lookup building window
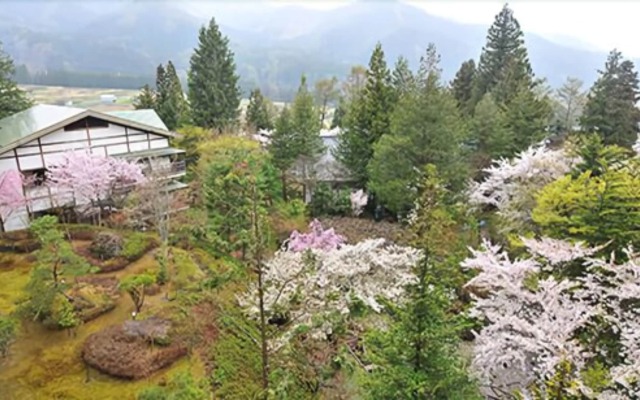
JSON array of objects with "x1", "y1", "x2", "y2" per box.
[
  {"x1": 22, "y1": 168, "x2": 47, "y2": 187},
  {"x1": 64, "y1": 117, "x2": 109, "y2": 131}
]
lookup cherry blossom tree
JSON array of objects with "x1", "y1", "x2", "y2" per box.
[
  {"x1": 239, "y1": 238, "x2": 421, "y2": 348},
  {"x1": 0, "y1": 169, "x2": 28, "y2": 231},
  {"x1": 47, "y1": 149, "x2": 145, "y2": 224},
  {"x1": 285, "y1": 219, "x2": 346, "y2": 252},
  {"x1": 463, "y1": 237, "x2": 640, "y2": 398},
  {"x1": 467, "y1": 144, "x2": 578, "y2": 234}
]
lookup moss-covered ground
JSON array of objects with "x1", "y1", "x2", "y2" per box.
[{"x1": 0, "y1": 240, "x2": 206, "y2": 400}]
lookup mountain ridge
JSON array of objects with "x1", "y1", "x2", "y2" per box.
[{"x1": 0, "y1": 1, "x2": 623, "y2": 100}]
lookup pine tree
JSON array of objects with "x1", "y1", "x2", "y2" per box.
[
  {"x1": 0, "y1": 41, "x2": 32, "y2": 120},
  {"x1": 269, "y1": 106, "x2": 296, "y2": 200},
  {"x1": 336, "y1": 43, "x2": 394, "y2": 187},
  {"x1": 470, "y1": 94, "x2": 514, "y2": 174},
  {"x1": 246, "y1": 88, "x2": 273, "y2": 132},
  {"x1": 451, "y1": 59, "x2": 476, "y2": 116},
  {"x1": 290, "y1": 76, "x2": 324, "y2": 201},
  {"x1": 368, "y1": 46, "x2": 468, "y2": 215},
  {"x1": 472, "y1": 4, "x2": 533, "y2": 107},
  {"x1": 581, "y1": 49, "x2": 640, "y2": 148},
  {"x1": 364, "y1": 165, "x2": 481, "y2": 399},
  {"x1": 155, "y1": 61, "x2": 188, "y2": 131},
  {"x1": 133, "y1": 84, "x2": 156, "y2": 110},
  {"x1": 188, "y1": 17, "x2": 240, "y2": 131},
  {"x1": 505, "y1": 80, "x2": 552, "y2": 151},
  {"x1": 391, "y1": 55, "x2": 415, "y2": 98}
]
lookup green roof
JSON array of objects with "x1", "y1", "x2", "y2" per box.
[
  {"x1": 106, "y1": 109, "x2": 168, "y2": 131},
  {"x1": 0, "y1": 104, "x2": 85, "y2": 150},
  {"x1": 0, "y1": 105, "x2": 171, "y2": 155}
]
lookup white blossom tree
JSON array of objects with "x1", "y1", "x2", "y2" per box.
[
  {"x1": 467, "y1": 144, "x2": 578, "y2": 234},
  {"x1": 463, "y1": 237, "x2": 640, "y2": 398},
  {"x1": 239, "y1": 238, "x2": 421, "y2": 349}
]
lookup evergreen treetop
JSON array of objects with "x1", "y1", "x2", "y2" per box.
[
  {"x1": 0, "y1": 41, "x2": 32, "y2": 120},
  {"x1": 188, "y1": 17, "x2": 240, "y2": 131}
]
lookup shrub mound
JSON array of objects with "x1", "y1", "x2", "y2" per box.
[
  {"x1": 71, "y1": 277, "x2": 120, "y2": 322},
  {"x1": 82, "y1": 317, "x2": 186, "y2": 380},
  {"x1": 89, "y1": 232, "x2": 124, "y2": 260}
]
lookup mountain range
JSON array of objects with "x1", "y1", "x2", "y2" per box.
[{"x1": 0, "y1": 0, "x2": 623, "y2": 101}]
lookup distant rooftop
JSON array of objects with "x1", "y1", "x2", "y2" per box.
[
  {"x1": 0, "y1": 105, "x2": 170, "y2": 154},
  {"x1": 106, "y1": 109, "x2": 168, "y2": 131}
]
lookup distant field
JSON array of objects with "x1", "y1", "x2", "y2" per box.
[{"x1": 20, "y1": 85, "x2": 138, "y2": 111}]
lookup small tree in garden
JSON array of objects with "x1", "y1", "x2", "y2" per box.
[
  {"x1": 120, "y1": 273, "x2": 156, "y2": 315},
  {"x1": 0, "y1": 315, "x2": 17, "y2": 358},
  {"x1": 364, "y1": 165, "x2": 481, "y2": 399},
  {"x1": 20, "y1": 216, "x2": 91, "y2": 326},
  {"x1": 47, "y1": 149, "x2": 145, "y2": 225},
  {"x1": 350, "y1": 189, "x2": 368, "y2": 216},
  {"x1": 0, "y1": 169, "x2": 28, "y2": 232}
]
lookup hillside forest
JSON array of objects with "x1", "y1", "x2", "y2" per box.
[{"x1": 2, "y1": 3, "x2": 640, "y2": 399}]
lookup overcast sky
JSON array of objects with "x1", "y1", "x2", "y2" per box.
[{"x1": 266, "y1": 0, "x2": 640, "y2": 57}]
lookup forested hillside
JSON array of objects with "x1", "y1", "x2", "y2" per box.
[{"x1": 0, "y1": 0, "x2": 625, "y2": 100}]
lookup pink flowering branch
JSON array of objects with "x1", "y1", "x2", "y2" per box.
[{"x1": 286, "y1": 219, "x2": 346, "y2": 252}]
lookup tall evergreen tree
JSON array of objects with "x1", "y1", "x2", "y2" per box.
[
  {"x1": 269, "y1": 106, "x2": 295, "y2": 200},
  {"x1": 188, "y1": 17, "x2": 240, "y2": 131},
  {"x1": 336, "y1": 43, "x2": 394, "y2": 187},
  {"x1": 246, "y1": 88, "x2": 273, "y2": 132},
  {"x1": 364, "y1": 165, "x2": 481, "y2": 399},
  {"x1": 505, "y1": 80, "x2": 552, "y2": 151},
  {"x1": 132, "y1": 84, "x2": 156, "y2": 110},
  {"x1": 581, "y1": 49, "x2": 640, "y2": 148},
  {"x1": 155, "y1": 61, "x2": 188, "y2": 131},
  {"x1": 391, "y1": 56, "x2": 415, "y2": 98},
  {"x1": 0, "y1": 41, "x2": 32, "y2": 120},
  {"x1": 470, "y1": 94, "x2": 514, "y2": 174},
  {"x1": 290, "y1": 76, "x2": 324, "y2": 201},
  {"x1": 368, "y1": 46, "x2": 468, "y2": 215},
  {"x1": 472, "y1": 4, "x2": 533, "y2": 107},
  {"x1": 451, "y1": 59, "x2": 476, "y2": 116}
]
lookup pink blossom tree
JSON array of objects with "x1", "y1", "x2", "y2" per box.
[
  {"x1": 285, "y1": 219, "x2": 346, "y2": 252},
  {"x1": 0, "y1": 169, "x2": 28, "y2": 232},
  {"x1": 47, "y1": 149, "x2": 145, "y2": 224}
]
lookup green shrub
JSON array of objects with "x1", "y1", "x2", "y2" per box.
[
  {"x1": 122, "y1": 233, "x2": 156, "y2": 261},
  {"x1": 0, "y1": 315, "x2": 17, "y2": 357},
  {"x1": 309, "y1": 183, "x2": 351, "y2": 217},
  {"x1": 137, "y1": 371, "x2": 209, "y2": 400}
]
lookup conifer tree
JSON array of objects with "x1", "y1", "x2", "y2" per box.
[
  {"x1": 470, "y1": 94, "x2": 514, "y2": 173},
  {"x1": 506, "y1": 81, "x2": 553, "y2": 151},
  {"x1": 188, "y1": 17, "x2": 240, "y2": 131},
  {"x1": 581, "y1": 49, "x2": 640, "y2": 148},
  {"x1": 472, "y1": 4, "x2": 533, "y2": 107},
  {"x1": 246, "y1": 88, "x2": 273, "y2": 132},
  {"x1": 368, "y1": 45, "x2": 468, "y2": 215},
  {"x1": 133, "y1": 84, "x2": 156, "y2": 110},
  {"x1": 290, "y1": 76, "x2": 324, "y2": 201},
  {"x1": 451, "y1": 59, "x2": 476, "y2": 116},
  {"x1": 269, "y1": 106, "x2": 295, "y2": 200},
  {"x1": 0, "y1": 41, "x2": 32, "y2": 120},
  {"x1": 364, "y1": 165, "x2": 481, "y2": 399},
  {"x1": 155, "y1": 61, "x2": 188, "y2": 130},
  {"x1": 336, "y1": 43, "x2": 394, "y2": 187},
  {"x1": 391, "y1": 55, "x2": 415, "y2": 98}
]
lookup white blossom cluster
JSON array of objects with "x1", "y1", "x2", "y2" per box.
[
  {"x1": 464, "y1": 238, "x2": 640, "y2": 398},
  {"x1": 239, "y1": 238, "x2": 421, "y2": 348},
  {"x1": 467, "y1": 144, "x2": 579, "y2": 233}
]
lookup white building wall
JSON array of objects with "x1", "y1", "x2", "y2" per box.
[{"x1": 0, "y1": 119, "x2": 175, "y2": 232}]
